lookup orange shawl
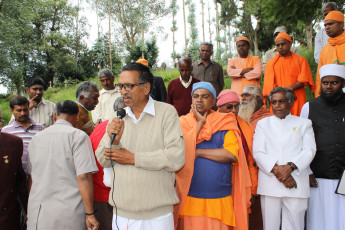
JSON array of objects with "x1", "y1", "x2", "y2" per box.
[
  {"x1": 315, "y1": 30, "x2": 345, "y2": 97},
  {"x1": 175, "y1": 110, "x2": 252, "y2": 230},
  {"x1": 263, "y1": 52, "x2": 315, "y2": 116},
  {"x1": 237, "y1": 116, "x2": 258, "y2": 196},
  {"x1": 249, "y1": 106, "x2": 273, "y2": 131}
]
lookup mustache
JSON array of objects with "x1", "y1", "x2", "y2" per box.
[{"x1": 122, "y1": 94, "x2": 132, "y2": 99}]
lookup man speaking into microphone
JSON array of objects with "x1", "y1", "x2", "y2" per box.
[{"x1": 95, "y1": 62, "x2": 185, "y2": 230}]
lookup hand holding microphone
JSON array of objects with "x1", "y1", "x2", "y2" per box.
[{"x1": 108, "y1": 108, "x2": 126, "y2": 145}]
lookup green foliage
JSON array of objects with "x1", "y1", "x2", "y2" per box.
[
  {"x1": 187, "y1": 2, "x2": 199, "y2": 61},
  {"x1": 125, "y1": 38, "x2": 159, "y2": 68}
]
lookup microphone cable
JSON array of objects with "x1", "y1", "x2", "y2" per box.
[{"x1": 109, "y1": 108, "x2": 126, "y2": 230}]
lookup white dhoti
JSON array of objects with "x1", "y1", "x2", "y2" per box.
[
  {"x1": 307, "y1": 178, "x2": 345, "y2": 230},
  {"x1": 112, "y1": 212, "x2": 174, "y2": 230},
  {"x1": 261, "y1": 195, "x2": 308, "y2": 230}
]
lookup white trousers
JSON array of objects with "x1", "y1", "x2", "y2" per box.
[
  {"x1": 307, "y1": 178, "x2": 345, "y2": 230},
  {"x1": 112, "y1": 212, "x2": 174, "y2": 230},
  {"x1": 261, "y1": 195, "x2": 307, "y2": 230}
]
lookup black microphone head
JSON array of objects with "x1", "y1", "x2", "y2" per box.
[{"x1": 117, "y1": 108, "x2": 126, "y2": 119}]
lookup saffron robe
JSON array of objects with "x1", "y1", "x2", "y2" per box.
[
  {"x1": 263, "y1": 52, "x2": 315, "y2": 116},
  {"x1": 227, "y1": 55, "x2": 263, "y2": 96},
  {"x1": 315, "y1": 30, "x2": 345, "y2": 97},
  {"x1": 175, "y1": 111, "x2": 251, "y2": 230},
  {"x1": 250, "y1": 106, "x2": 273, "y2": 131}
]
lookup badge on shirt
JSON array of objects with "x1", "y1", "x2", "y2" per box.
[
  {"x1": 3, "y1": 155, "x2": 8, "y2": 164},
  {"x1": 293, "y1": 127, "x2": 296, "y2": 134}
]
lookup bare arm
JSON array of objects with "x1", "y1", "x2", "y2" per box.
[
  {"x1": 288, "y1": 81, "x2": 304, "y2": 91},
  {"x1": 77, "y1": 173, "x2": 99, "y2": 230},
  {"x1": 196, "y1": 148, "x2": 237, "y2": 163}
]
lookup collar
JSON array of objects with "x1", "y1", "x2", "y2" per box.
[
  {"x1": 196, "y1": 60, "x2": 214, "y2": 66},
  {"x1": 55, "y1": 119, "x2": 73, "y2": 127},
  {"x1": 179, "y1": 76, "x2": 193, "y2": 88},
  {"x1": 12, "y1": 118, "x2": 36, "y2": 128},
  {"x1": 76, "y1": 101, "x2": 89, "y2": 112},
  {"x1": 100, "y1": 87, "x2": 120, "y2": 95},
  {"x1": 274, "y1": 113, "x2": 292, "y2": 121},
  {"x1": 125, "y1": 96, "x2": 155, "y2": 123}
]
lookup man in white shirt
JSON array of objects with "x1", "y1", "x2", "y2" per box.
[
  {"x1": 253, "y1": 87, "x2": 316, "y2": 230},
  {"x1": 92, "y1": 69, "x2": 121, "y2": 124},
  {"x1": 314, "y1": 2, "x2": 338, "y2": 64}
]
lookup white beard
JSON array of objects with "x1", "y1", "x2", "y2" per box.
[{"x1": 238, "y1": 99, "x2": 257, "y2": 123}]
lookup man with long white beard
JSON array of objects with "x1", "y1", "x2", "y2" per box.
[{"x1": 239, "y1": 85, "x2": 272, "y2": 130}]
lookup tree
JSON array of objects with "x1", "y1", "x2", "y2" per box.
[
  {"x1": 187, "y1": 1, "x2": 199, "y2": 61},
  {"x1": 182, "y1": 0, "x2": 188, "y2": 56},
  {"x1": 95, "y1": 0, "x2": 170, "y2": 49},
  {"x1": 125, "y1": 38, "x2": 159, "y2": 68},
  {"x1": 171, "y1": 0, "x2": 179, "y2": 66}
]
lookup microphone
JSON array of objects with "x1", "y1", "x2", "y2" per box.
[{"x1": 110, "y1": 108, "x2": 126, "y2": 144}]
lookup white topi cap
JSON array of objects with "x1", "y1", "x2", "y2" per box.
[{"x1": 319, "y1": 64, "x2": 345, "y2": 80}]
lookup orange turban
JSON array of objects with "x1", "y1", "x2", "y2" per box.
[
  {"x1": 136, "y1": 59, "x2": 148, "y2": 66},
  {"x1": 325, "y1": 11, "x2": 344, "y2": 22},
  {"x1": 275, "y1": 32, "x2": 292, "y2": 42},
  {"x1": 236, "y1": 36, "x2": 250, "y2": 43}
]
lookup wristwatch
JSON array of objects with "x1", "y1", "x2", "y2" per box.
[{"x1": 287, "y1": 162, "x2": 295, "y2": 171}]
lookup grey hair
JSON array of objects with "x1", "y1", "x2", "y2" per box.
[
  {"x1": 242, "y1": 85, "x2": 263, "y2": 100},
  {"x1": 98, "y1": 68, "x2": 114, "y2": 78},
  {"x1": 76, "y1": 81, "x2": 99, "y2": 100},
  {"x1": 268, "y1": 87, "x2": 295, "y2": 103},
  {"x1": 200, "y1": 42, "x2": 213, "y2": 51},
  {"x1": 322, "y1": 2, "x2": 337, "y2": 11},
  {"x1": 178, "y1": 56, "x2": 193, "y2": 66},
  {"x1": 113, "y1": 97, "x2": 126, "y2": 111}
]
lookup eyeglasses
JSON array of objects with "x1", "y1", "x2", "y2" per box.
[
  {"x1": 116, "y1": 83, "x2": 145, "y2": 91},
  {"x1": 226, "y1": 104, "x2": 240, "y2": 110}
]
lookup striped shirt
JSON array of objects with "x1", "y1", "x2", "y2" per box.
[
  {"x1": 9, "y1": 98, "x2": 56, "y2": 128},
  {"x1": 2, "y1": 118, "x2": 44, "y2": 174}
]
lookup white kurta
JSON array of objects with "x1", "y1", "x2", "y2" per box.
[
  {"x1": 253, "y1": 114, "x2": 316, "y2": 198},
  {"x1": 91, "y1": 88, "x2": 121, "y2": 123},
  {"x1": 314, "y1": 29, "x2": 328, "y2": 64}
]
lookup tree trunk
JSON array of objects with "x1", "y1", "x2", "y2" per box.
[
  {"x1": 305, "y1": 22, "x2": 313, "y2": 49},
  {"x1": 228, "y1": 25, "x2": 231, "y2": 58},
  {"x1": 254, "y1": 18, "x2": 261, "y2": 56},
  {"x1": 208, "y1": 3, "x2": 212, "y2": 43},
  {"x1": 215, "y1": 1, "x2": 219, "y2": 50},
  {"x1": 172, "y1": 16, "x2": 176, "y2": 67},
  {"x1": 182, "y1": 0, "x2": 188, "y2": 56},
  {"x1": 224, "y1": 28, "x2": 227, "y2": 60},
  {"x1": 201, "y1": 0, "x2": 205, "y2": 42},
  {"x1": 75, "y1": 0, "x2": 80, "y2": 64},
  {"x1": 108, "y1": 0, "x2": 112, "y2": 70}
]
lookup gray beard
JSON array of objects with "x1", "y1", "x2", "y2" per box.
[{"x1": 238, "y1": 99, "x2": 258, "y2": 123}]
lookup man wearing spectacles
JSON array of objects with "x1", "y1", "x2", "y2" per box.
[
  {"x1": 217, "y1": 89, "x2": 262, "y2": 230},
  {"x1": 95, "y1": 62, "x2": 185, "y2": 230}
]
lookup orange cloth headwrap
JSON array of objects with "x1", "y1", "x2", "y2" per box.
[
  {"x1": 325, "y1": 11, "x2": 344, "y2": 22},
  {"x1": 236, "y1": 36, "x2": 250, "y2": 43},
  {"x1": 275, "y1": 32, "x2": 292, "y2": 42},
  {"x1": 136, "y1": 59, "x2": 148, "y2": 66}
]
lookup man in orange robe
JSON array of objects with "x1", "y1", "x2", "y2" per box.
[
  {"x1": 263, "y1": 32, "x2": 315, "y2": 116},
  {"x1": 174, "y1": 82, "x2": 251, "y2": 230},
  {"x1": 315, "y1": 10, "x2": 345, "y2": 97},
  {"x1": 239, "y1": 85, "x2": 272, "y2": 131},
  {"x1": 227, "y1": 36, "x2": 263, "y2": 96},
  {"x1": 217, "y1": 89, "x2": 263, "y2": 230}
]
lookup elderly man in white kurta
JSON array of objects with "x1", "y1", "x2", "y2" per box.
[
  {"x1": 27, "y1": 100, "x2": 99, "y2": 230},
  {"x1": 253, "y1": 87, "x2": 316, "y2": 230}
]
